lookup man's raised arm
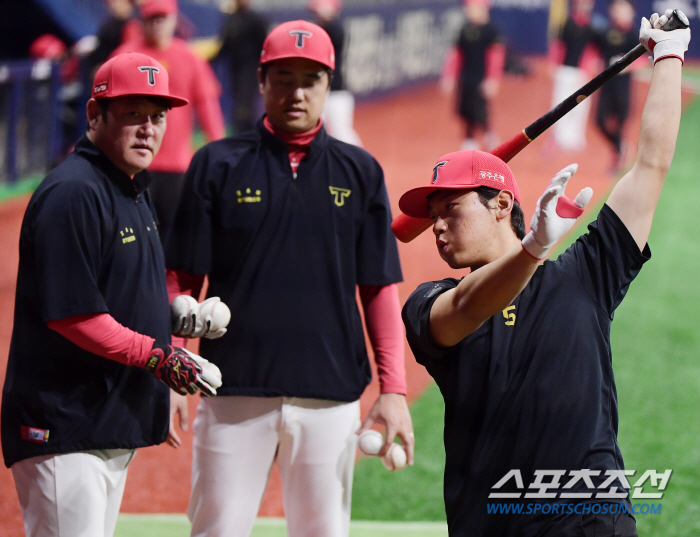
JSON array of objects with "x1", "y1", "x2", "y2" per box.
[{"x1": 607, "y1": 11, "x2": 690, "y2": 250}]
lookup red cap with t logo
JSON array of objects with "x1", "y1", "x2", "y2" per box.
[
  {"x1": 260, "y1": 20, "x2": 335, "y2": 70},
  {"x1": 92, "y1": 52, "x2": 188, "y2": 108},
  {"x1": 399, "y1": 150, "x2": 521, "y2": 218}
]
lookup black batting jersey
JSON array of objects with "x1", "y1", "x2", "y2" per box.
[
  {"x1": 1, "y1": 136, "x2": 170, "y2": 468},
  {"x1": 403, "y1": 205, "x2": 647, "y2": 536},
  {"x1": 592, "y1": 23, "x2": 639, "y2": 65},
  {"x1": 165, "y1": 121, "x2": 402, "y2": 401},
  {"x1": 456, "y1": 21, "x2": 502, "y2": 87},
  {"x1": 560, "y1": 18, "x2": 594, "y2": 67}
]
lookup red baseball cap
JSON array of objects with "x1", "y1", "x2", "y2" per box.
[
  {"x1": 92, "y1": 52, "x2": 188, "y2": 107},
  {"x1": 140, "y1": 0, "x2": 177, "y2": 18},
  {"x1": 399, "y1": 150, "x2": 521, "y2": 218},
  {"x1": 29, "y1": 34, "x2": 67, "y2": 60},
  {"x1": 260, "y1": 20, "x2": 335, "y2": 70}
]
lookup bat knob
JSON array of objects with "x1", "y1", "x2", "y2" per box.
[{"x1": 664, "y1": 9, "x2": 689, "y2": 30}]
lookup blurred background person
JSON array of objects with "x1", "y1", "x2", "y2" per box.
[
  {"x1": 112, "y1": 0, "x2": 225, "y2": 243},
  {"x1": 309, "y1": 0, "x2": 362, "y2": 146},
  {"x1": 592, "y1": 0, "x2": 639, "y2": 174},
  {"x1": 215, "y1": 0, "x2": 268, "y2": 134},
  {"x1": 440, "y1": 0, "x2": 505, "y2": 152},
  {"x1": 83, "y1": 0, "x2": 143, "y2": 77},
  {"x1": 546, "y1": 0, "x2": 597, "y2": 153},
  {"x1": 27, "y1": 34, "x2": 78, "y2": 161}
]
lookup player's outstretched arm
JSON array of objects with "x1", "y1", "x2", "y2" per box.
[
  {"x1": 47, "y1": 312, "x2": 223, "y2": 396},
  {"x1": 606, "y1": 12, "x2": 689, "y2": 250},
  {"x1": 430, "y1": 168, "x2": 592, "y2": 348}
]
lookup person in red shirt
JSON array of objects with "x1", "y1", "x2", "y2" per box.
[{"x1": 113, "y1": 0, "x2": 226, "y2": 242}]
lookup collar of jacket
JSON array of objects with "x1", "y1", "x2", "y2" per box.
[{"x1": 73, "y1": 135, "x2": 153, "y2": 198}]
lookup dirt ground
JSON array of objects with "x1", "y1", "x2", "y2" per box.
[{"x1": 0, "y1": 57, "x2": 682, "y2": 535}]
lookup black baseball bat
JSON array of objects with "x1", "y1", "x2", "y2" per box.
[{"x1": 392, "y1": 9, "x2": 689, "y2": 243}]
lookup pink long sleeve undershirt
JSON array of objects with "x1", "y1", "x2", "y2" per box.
[
  {"x1": 358, "y1": 284, "x2": 407, "y2": 394},
  {"x1": 47, "y1": 313, "x2": 154, "y2": 368}
]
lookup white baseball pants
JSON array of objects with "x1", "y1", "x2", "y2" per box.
[
  {"x1": 322, "y1": 90, "x2": 363, "y2": 147},
  {"x1": 12, "y1": 448, "x2": 136, "y2": 537},
  {"x1": 188, "y1": 395, "x2": 361, "y2": 537},
  {"x1": 551, "y1": 65, "x2": 592, "y2": 151}
]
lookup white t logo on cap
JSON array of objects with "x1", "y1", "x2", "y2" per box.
[
  {"x1": 138, "y1": 66, "x2": 160, "y2": 86},
  {"x1": 289, "y1": 30, "x2": 313, "y2": 48}
]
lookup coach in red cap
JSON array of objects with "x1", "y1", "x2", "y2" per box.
[
  {"x1": 164, "y1": 20, "x2": 414, "y2": 537},
  {"x1": 2, "y1": 52, "x2": 221, "y2": 537}
]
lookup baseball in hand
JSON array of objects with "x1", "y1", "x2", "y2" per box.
[
  {"x1": 381, "y1": 443, "x2": 408, "y2": 471},
  {"x1": 358, "y1": 430, "x2": 384, "y2": 456},
  {"x1": 199, "y1": 299, "x2": 231, "y2": 331}
]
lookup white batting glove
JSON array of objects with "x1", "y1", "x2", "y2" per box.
[
  {"x1": 187, "y1": 350, "x2": 223, "y2": 394},
  {"x1": 171, "y1": 295, "x2": 199, "y2": 337},
  {"x1": 639, "y1": 10, "x2": 691, "y2": 65},
  {"x1": 170, "y1": 296, "x2": 229, "y2": 339},
  {"x1": 521, "y1": 164, "x2": 593, "y2": 260}
]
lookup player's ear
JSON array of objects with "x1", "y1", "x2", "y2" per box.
[
  {"x1": 495, "y1": 190, "x2": 515, "y2": 221},
  {"x1": 86, "y1": 99, "x2": 101, "y2": 131}
]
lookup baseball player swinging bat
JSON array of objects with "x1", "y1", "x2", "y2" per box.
[{"x1": 391, "y1": 9, "x2": 689, "y2": 243}]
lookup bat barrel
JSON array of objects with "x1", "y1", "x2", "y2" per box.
[{"x1": 524, "y1": 45, "x2": 645, "y2": 141}]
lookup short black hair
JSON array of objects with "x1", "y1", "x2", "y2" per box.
[
  {"x1": 475, "y1": 186, "x2": 526, "y2": 240},
  {"x1": 259, "y1": 63, "x2": 334, "y2": 86}
]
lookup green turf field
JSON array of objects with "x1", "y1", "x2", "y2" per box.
[
  {"x1": 106, "y1": 82, "x2": 699, "y2": 536},
  {"x1": 114, "y1": 515, "x2": 448, "y2": 537},
  {"x1": 610, "y1": 94, "x2": 700, "y2": 535}
]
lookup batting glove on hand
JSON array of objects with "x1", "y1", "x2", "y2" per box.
[
  {"x1": 145, "y1": 342, "x2": 222, "y2": 396},
  {"x1": 521, "y1": 164, "x2": 593, "y2": 260},
  {"x1": 171, "y1": 296, "x2": 228, "y2": 339},
  {"x1": 640, "y1": 10, "x2": 691, "y2": 65}
]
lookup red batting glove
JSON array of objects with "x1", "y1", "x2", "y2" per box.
[{"x1": 145, "y1": 342, "x2": 222, "y2": 396}]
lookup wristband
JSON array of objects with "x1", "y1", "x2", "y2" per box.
[
  {"x1": 521, "y1": 232, "x2": 549, "y2": 260},
  {"x1": 653, "y1": 40, "x2": 685, "y2": 64}
]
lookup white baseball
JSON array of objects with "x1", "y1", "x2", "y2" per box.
[
  {"x1": 358, "y1": 430, "x2": 383, "y2": 456},
  {"x1": 381, "y1": 443, "x2": 407, "y2": 471},
  {"x1": 200, "y1": 300, "x2": 231, "y2": 331}
]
